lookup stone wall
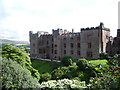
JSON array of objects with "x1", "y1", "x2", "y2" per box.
[{"x1": 29, "y1": 23, "x2": 110, "y2": 59}]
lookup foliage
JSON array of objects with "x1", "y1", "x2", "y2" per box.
[
  {"x1": 89, "y1": 58, "x2": 120, "y2": 89},
  {"x1": 2, "y1": 44, "x2": 40, "y2": 79},
  {"x1": 76, "y1": 59, "x2": 97, "y2": 83},
  {"x1": 51, "y1": 68, "x2": 64, "y2": 80},
  {"x1": 40, "y1": 79, "x2": 87, "y2": 89},
  {"x1": 99, "y1": 52, "x2": 108, "y2": 59},
  {"x1": 76, "y1": 58, "x2": 90, "y2": 71},
  {"x1": 61, "y1": 56, "x2": 73, "y2": 66},
  {"x1": 51, "y1": 65, "x2": 78, "y2": 80},
  {"x1": 1, "y1": 58, "x2": 40, "y2": 89},
  {"x1": 31, "y1": 59, "x2": 60, "y2": 73},
  {"x1": 40, "y1": 73, "x2": 51, "y2": 82},
  {"x1": 61, "y1": 65, "x2": 78, "y2": 79},
  {"x1": 24, "y1": 47, "x2": 30, "y2": 53}
]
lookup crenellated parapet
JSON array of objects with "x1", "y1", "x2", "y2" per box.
[{"x1": 81, "y1": 23, "x2": 110, "y2": 31}]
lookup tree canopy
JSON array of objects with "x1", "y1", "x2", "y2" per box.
[
  {"x1": 2, "y1": 44, "x2": 40, "y2": 79},
  {"x1": 1, "y1": 58, "x2": 40, "y2": 89}
]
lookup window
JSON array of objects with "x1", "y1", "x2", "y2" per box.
[
  {"x1": 87, "y1": 51, "x2": 92, "y2": 57},
  {"x1": 71, "y1": 37, "x2": 73, "y2": 40},
  {"x1": 33, "y1": 43, "x2": 35, "y2": 47},
  {"x1": 64, "y1": 43, "x2": 66, "y2": 48},
  {"x1": 55, "y1": 44, "x2": 57, "y2": 47},
  {"x1": 64, "y1": 50, "x2": 66, "y2": 54},
  {"x1": 77, "y1": 51, "x2": 80, "y2": 55},
  {"x1": 106, "y1": 35, "x2": 109, "y2": 40},
  {"x1": 52, "y1": 38, "x2": 53, "y2": 42},
  {"x1": 52, "y1": 44, "x2": 53, "y2": 48},
  {"x1": 71, "y1": 50, "x2": 74, "y2": 55},
  {"x1": 39, "y1": 49, "x2": 42, "y2": 54},
  {"x1": 77, "y1": 43, "x2": 80, "y2": 48},
  {"x1": 70, "y1": 43, "x2": 74, "y2": 48},
  {"x1": 52, "y1": 49, "x2": 53, "y2": 54},
  {"x1": 88, "y1": 43, "x2": 92, "y2": 48},
  {"x1": 43, "y1": 49, "x2": 46, "y2": 53},
  {"x1": 77, "y1": 37, "x2": 80, "y2": 40},
  {"x1": 47, "y1": 41, "x2": 49, "y2": 45},
  {"x1": 54, "y1": 50, "x2": 57, "y2": 54},
  {"x1": 64, "y1": 38, "x2": 66, "y2": 40}
]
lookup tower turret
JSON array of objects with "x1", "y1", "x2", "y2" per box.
[{"x1": 117, "y1": 29, "x2": 120, "y2": 37}]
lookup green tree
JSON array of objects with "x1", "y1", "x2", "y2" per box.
[
  {"x1": 1, "y1": 58, "x2": 40, "y2": 89},
  {"x1": 61, "y1": 56, "x2": 73, "y2": 66},
  {"x1": 2, "y1": 44, "x2": 40, "y2": 79},
  {"x1": 76, "y1": 58, "x2": 89, "y2": 71},
  {"x1": 76, "y1": 58, "x2": 96, "y2": 83}
]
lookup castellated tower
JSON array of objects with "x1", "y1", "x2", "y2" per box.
[
  {"x1": 80, "y1": 22, "x2": 110, "y2": 58},
  {"x1": 29, "y1": 23, "x2": 110, "y2": 59},
  {"x1": 29, "y1": 31, "x2": 41, "y2": 57}
]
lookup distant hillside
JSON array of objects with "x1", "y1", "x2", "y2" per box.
[
  {"x1": 0, "y1": 39, "x2": 30, "y2": 47},
  {"x1": 0, "y1": 39, "x2": 29, "y2": 44}
]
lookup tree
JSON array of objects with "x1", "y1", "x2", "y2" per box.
[
  {"x1": 1, "y1": 58, "x2": 40, "y2": 89},
  {"x1": 61, "y1": 56, "x2": 73, "y2": 66},
  {"x1": 2, "y1": 44, "x2": 40, "y2": 79},
  {"x1": 76, "y1": 58, "x2": 89, "y2": 71}
]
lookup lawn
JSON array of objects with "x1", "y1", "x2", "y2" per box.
[
  {"x1": 89, "y1": 59, "x2": 108, "y2": 66},
  {"x1": 31, "y1": 59, "x2": 108, "y2": 74},
  {"x1": 31, "y1": 59, "x2": 60, "y2": 74}
]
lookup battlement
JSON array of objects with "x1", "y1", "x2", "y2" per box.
[
  {"x1": 81, "y1": 23, "x2": 110, "y2": 31},
  {"x1": 81, "y1": 26, "x2": 99, "y2": 31},
  {"x1": 29, "y1": 31, "x2": 49, "y2": 36}
]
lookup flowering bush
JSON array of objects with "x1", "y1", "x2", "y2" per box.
[
  {"x1": 89, "y1": 58, "x2": 120, "y2": 89},
  {"x1": 40, "y1": 79, "x2": 87, "y2": 89}
]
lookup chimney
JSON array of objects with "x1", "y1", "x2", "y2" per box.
[
  {"x1": 72, "y1": 28, "x2": 74, "y2": 33},
  {"x1": 117, "y1": 29, "x2": 120, "y2": 37}
]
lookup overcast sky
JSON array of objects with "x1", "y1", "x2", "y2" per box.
[{"x1": 0, "y1": 0, "x2": 119, "y2": 41}]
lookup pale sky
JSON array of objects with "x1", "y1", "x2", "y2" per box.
[{"x1": 0, "y1": 0, "x2": 119, "y2": 41}]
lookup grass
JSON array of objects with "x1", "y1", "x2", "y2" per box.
[
  {"x1": 31, "y1": 59, "x2": 108, "y2": 74},
  {"x1": 89, "y1": 59, "x2": 108, "y2": 66},
  {"x1": 31, "y1": 59, "x2": 60, "y2": 74}
]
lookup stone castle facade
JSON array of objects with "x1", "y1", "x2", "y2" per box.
[
  {"x1": 29, "y1": 23, "x2": 120, "y2": 59},
  {"x1": 106, "y1": 29, "x2": 120, "y2": 56}
]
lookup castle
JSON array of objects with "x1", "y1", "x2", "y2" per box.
[{"x1": 29, "y1": 23, "x2": 120, "y2": 60}]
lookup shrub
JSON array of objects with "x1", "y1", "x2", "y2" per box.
[
  {"x1": 61, "y1": 56, "x2": 73, "y2": 66},
  {"x1": 64, "y1": 65, "x2": 78, "y2": 79},
  {"x1": 76, "y1": 58, "x2": 89, "y2": 71},
  {"x1": 40, "y1": 79, "x2": 87, "y2": 89},
  {"x1": 90, "y1": 59, "x2": 120, "y2": 89},
  {"x1": 51, "y1": 68, "x2": 64, "y2": 80},
  {"x1": 52, "y1": 65, "x2": 78, "y2": 79},
  {"x1": 99, "y1": 52, "x2": 108, "y2": 59},
  {"x1": 40, "y1": 73, "x2": 51, "y2": 82}
]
